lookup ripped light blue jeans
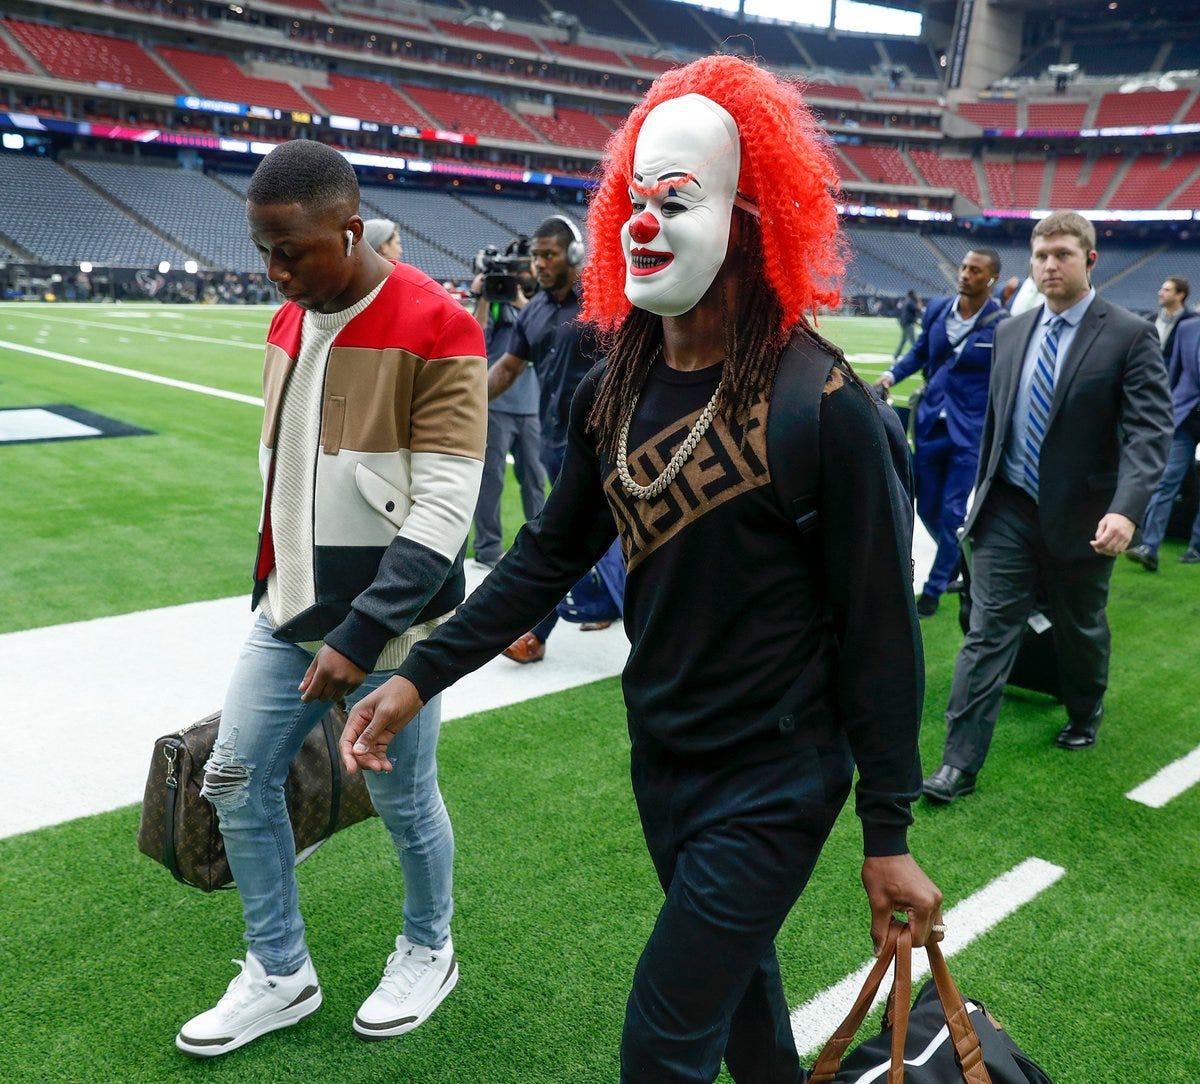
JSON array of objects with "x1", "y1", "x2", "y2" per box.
[{"x1": 203, "y1": 614, "x2": 453, "y2": 976}]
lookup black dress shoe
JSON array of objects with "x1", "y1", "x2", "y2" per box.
[
  {"x1": 945, "y1": 577, "x2": 965, "y2": 594},
  {"x1": 922, "y1": 763, "x2": 977, "y2": 803},
  {"x1": 1125, "y1": 544, "x2": 1158, "y2": 571},
  {"x1": 1055, "y1": 702, "x2": 1104, "y2": 749},
  {"x1": 916, "y1": 593, "x2": 940, "y2": 618}
]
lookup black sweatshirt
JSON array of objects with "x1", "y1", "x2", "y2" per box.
[{"x1": 399, "y1": 346, "x2": 924, "y2": 856}]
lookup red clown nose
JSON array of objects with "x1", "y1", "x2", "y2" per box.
[{"x1": 628, "y1": 211, "x2": 660, "y2": 244}]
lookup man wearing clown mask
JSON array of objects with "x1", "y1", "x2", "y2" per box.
[
  {"x1": 620, "y1": 93, "x2": 741, "y2": 318},
  {"x1": 342, "y1": 57, "x2": 942, "y2": 1083}
]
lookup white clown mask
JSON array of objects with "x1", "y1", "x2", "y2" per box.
[{"x1": 622, "y1": 94, "x2": 742, "y2": 318}]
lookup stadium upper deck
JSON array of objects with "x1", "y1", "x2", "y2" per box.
[
  {"x1": 0, "y1": 0, "x2": 1198, "y2": 218},
  {"x1": 0, "y1": 0, "x2": 1199, "y2": 302}
]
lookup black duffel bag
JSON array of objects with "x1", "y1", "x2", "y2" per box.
[{"x1": 808, "y1": 922, "x2": 1052, "y2": 1083}]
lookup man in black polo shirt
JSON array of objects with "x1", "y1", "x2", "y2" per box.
[{"x1": 487, "y1": 214, "x2": 605, "y2": 661}]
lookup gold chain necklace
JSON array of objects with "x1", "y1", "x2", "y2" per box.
[{"x1": 616, "y1": 361, "x2": 725, "y2": 501}]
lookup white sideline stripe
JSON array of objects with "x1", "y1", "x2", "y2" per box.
[
  {"x1": 1126, "y1": 745, "x2": 1200, "y2": 807},
  {"x1": 790, "y1": 856, "x2": 1066, "y2": 1057},
  {"x1": 0, "y1": 563, "x2": 631, "y2": 840},
  {"x1": 0, "y1": 339, "x2": 263, "y2": 406}
]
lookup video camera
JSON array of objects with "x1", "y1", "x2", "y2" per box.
[{"x1": 473, "y1": 237, "x2": 533, "y2": 303}]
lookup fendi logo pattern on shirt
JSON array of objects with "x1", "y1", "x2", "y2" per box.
[{"x1": 605, "y1": 395, "x2": 772, "y2": 574}]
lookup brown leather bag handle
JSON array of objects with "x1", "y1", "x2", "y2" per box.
[
  {"x1": 887, "y1": 924, "x2": 912, "y2": 1084},
  {"x1": 809, "y1": 921, "x2": 903, "y2": 1082},
  {"x1": 926, "y1": 940, "x2": 991, "y2": 1083},
  {"x1": 808, "y1": 921, "x2": 993, "y2": 1084}
]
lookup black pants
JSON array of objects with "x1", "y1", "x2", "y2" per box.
[
  {"x1": 944, "y1": 482, "x2": 1113, "y2": 774},
  {"x1": 621, "y1": 731, "x2": 853, "y2": 1084}
]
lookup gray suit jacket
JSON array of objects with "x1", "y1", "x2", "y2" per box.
[{"x1": 964, "y1": 294, "x2": 1172, "y2": 561}]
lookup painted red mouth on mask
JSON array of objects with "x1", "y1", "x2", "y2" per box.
[{"x1": 629, "y1": 248, "x2": 673, "y2": 277}]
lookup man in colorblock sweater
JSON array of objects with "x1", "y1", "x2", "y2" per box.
[{"x1": 175, "y1": 140, "x2": 487, "y2": 1058}]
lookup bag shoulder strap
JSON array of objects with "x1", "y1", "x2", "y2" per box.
[
  {"x1": 767, "y1": 333, "x2": 830, "y2": 537},
  {"x1": 160, "y1": 737, "x2": 190, "y2": 888},
  {"x1": 321, "y1": 706, "x2": 345, "y2": 840}
]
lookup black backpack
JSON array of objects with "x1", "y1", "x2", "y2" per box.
[{"x1": 767, "y1": 333, "x2": 915, "y2": 557}]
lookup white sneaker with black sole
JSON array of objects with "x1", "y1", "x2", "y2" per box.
[
  {"x1": 176, "y1": 952, "x2": 322, "y2": 1058},
  {"x1": 353, "y1": 934, "x2": 458, "y2": 1041}
]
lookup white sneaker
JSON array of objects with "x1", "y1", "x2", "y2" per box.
[
  {"x1": 176, "y1": 953, "x2": 322, "y2": 1058},
  {"x1": 353, "y1": 934, "x2": 458, "y2": 1040}
]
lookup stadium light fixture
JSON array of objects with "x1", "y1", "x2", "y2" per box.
[
  {"x1": 184, "y1": 260, "x2": 199, "y2": 274},
  {"x1": 158, "y1": 261, "x2": 171, "y2": 274},
  {"x1": 79, "y1": 261, "x2": 92, "y2": 274},
  {"x1": 465, "y1": 7, "x2": 506, "y2": 32}
]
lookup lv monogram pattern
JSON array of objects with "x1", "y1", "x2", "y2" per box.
[{"x1": 605, "y1": 395, "x2": 772, "y2": 574}]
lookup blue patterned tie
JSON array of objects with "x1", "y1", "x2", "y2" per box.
[{"x1": 1022, "y1": 315, "x2": 1063, "y2": 500}]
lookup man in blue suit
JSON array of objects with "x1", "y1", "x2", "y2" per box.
[
  {"x1": 1126, "y1": 309, "x2": 1200, "y2": 570},
  {"x1": 878, "y1": 248, "x2": 1006, "y2": 616}
]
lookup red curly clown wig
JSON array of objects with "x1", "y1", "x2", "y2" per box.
[{"x1": 582, "y1": 55, "x2": 844, "y2": 335}]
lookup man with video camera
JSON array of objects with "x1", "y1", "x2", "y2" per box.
[
  {"x1": 485, "y1": 214, "x2": 606, "y2": 662},
  {"x1": 468, "y1": 237, "x2": 547, "y2": 570}
]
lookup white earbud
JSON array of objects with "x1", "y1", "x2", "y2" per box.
[
  {"x1": 345, "y1": 230, "x2": 353, "y2": 256},
  {"x1": 988, "y1": 278, "x2": 995, "y2": 286}
]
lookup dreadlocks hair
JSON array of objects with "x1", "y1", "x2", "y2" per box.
[
  {"x1": 589, "y1": 209, "x2": 785, "y2": 455},
  {"x1": 247, "y1": 139, "x2": 360, "y2": 212}
]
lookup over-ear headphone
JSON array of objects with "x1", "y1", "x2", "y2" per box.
[
  {"x1": 550, "y1": 215, "x2": 585, "y2": 267},
  {"x1": 344, "y1": 230, "x2": 354, "y2": 256}
]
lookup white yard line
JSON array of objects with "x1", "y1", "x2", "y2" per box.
[
  {"x1": 1, "y1": 308, "x2": 263, "y2": 349},
  {"x1": 0, "y1": 340, "x2": 263, "y2": 406},
  {"x1": 790, "y1": 856, "x2": 1067, "y2": 1056},
  {"x1": 1126, "y1": 745, "x2": 1200, "y2": 808}
]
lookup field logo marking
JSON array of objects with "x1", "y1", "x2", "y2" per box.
[
  {"x1": 790, "y1": 856, "x2": 1066, "y2": 1056},
  {"x1": 0, "y1": 340, "x2": 263, "y2": 406},
  {"x1": 1126, "y1": 745, "x2": 1200, "y2": 808}
]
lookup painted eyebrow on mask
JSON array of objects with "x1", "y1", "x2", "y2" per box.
[{"x1": 630, "y1": 170, "x2": 702, "y2": 196}]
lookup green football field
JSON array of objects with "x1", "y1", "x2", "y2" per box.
[{"x1": 1, "y1": 303, "x2": 1198, "y2": 1082}]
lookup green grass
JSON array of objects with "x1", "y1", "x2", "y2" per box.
[
  {"x1": 2, "y1": 303, "x2": 1198, "y2": 1082},
  {"x1": 0, "y1": 304, "x2": 530, "y2": 631}
]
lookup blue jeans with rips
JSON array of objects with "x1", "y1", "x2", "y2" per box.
[{"x1": 203, "y1": 614, "x2": 453, "y2": 976}]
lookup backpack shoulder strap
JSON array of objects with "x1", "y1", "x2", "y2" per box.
[
  {"x1": 769, "y1": 334, "x2": 916, "y2": 554},
  {"x1": 975, "y1": 305, "x2": 1009, "y2": 333},
  {"x1": 767, "y1": 334, "x2": 834, "y2": 536}
]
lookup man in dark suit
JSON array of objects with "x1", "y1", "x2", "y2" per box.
[
  {"x1": 877, "y1": 248, "x2": 1006, "y2": 617},
  {"x1": 1126, "y1": 313, "x2": 1200, "y2": 571},
  {"x1": 923, "y1": 211, "x2": 1172, "y2": 804}
]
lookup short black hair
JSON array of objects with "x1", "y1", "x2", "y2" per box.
[
  {"x1": 1166, "y1": 276, "x2": 1190, "y2": 302},
  {"x1": 969, "y1": 246, "x2": 1002, "y2": 277},
  {"x1": 533, "y1": 216, "x2": 578, "y2": 251},
  {"x1": 247, "y1": 140, "x2": 359, "y2": 211}
]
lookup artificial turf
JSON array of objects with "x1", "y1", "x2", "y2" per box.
[{"x1": 1, "y1": 303, "x2": 1197, "y2": 1082}]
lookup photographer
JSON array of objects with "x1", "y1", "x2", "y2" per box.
[
  {"x1": 486, "y1": 215, "x2": 608, "y2": 662},
  {"x1": 468, "y1": 238, "x2": 547, "y2": 569}
]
